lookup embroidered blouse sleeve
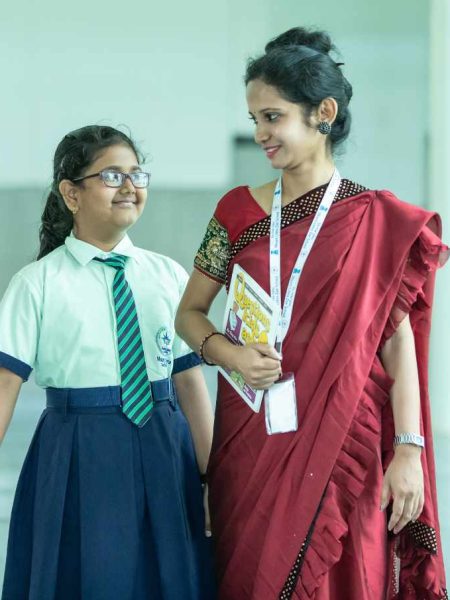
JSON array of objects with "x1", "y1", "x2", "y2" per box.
[
  {"x1": 0, "y1": 272, "x2": 42, "y2": 381},
  {"x1": 194, "y1": 214, "x2": 230, "y2": 285}
]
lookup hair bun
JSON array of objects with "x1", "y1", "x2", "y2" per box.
[{"x1": 265, "y1": 27, "x2": 334, "y2": 56}]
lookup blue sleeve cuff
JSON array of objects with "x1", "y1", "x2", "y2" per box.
[
  {"x1": 172, "y1": 351, "x2": 201, "y2": 375},
  {"x1": 0, "y1": 352, "x2": 33, "y2": 381}
]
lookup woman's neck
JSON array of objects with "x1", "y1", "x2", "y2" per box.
[{"x1": 281, "y1": 156, "x2": 335, "y2": 205}]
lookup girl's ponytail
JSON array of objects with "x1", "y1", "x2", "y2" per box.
[{"x1": 38, "y1": 189, "x2": 73, "y2": 260}]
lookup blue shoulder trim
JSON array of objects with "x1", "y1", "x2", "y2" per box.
[
  {"x1": 172, "y1": 352, "x2": 201, "y2": 375},
  {"x1": 0, "y1": 352, "x2": 32, "y2": 381}
]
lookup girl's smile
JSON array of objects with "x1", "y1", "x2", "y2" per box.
[{"x1": 112, "y1": 194, "x2": 138, "y2": 208}]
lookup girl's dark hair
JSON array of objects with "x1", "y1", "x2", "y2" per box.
[
  {"x1": 245, "y1": 27, "x2": 353, "y2": 149},
  {"x1": 38, "y1": 125, "x2": 143, "y2": 260}
]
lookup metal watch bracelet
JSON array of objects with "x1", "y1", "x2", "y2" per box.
[{"x1": 393, "y1": 432, "x2": 425, "y2": 449}]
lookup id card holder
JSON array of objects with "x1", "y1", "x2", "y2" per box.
[{"x1": 264, "y1": 372, "x2": 298, "y2": 435}]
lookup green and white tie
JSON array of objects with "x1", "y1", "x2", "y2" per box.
[{"x1": 95, "y1": 254, "x2": 154, "y2": 427}]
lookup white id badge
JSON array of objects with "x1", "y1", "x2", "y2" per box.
[{"x1": 264, "y1": 372, "x2": 298, "y2": 435}]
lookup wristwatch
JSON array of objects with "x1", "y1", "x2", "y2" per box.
[{"x1": 393, "y1": 433, "x2": 425, "y2": 449}]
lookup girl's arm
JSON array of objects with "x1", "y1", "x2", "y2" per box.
[
  {"x1": 380, "y1": 315, "x2": 424, "y2": 534},
  {"x1": 0, "y1": 368, "x2": 23, "y2": 444},
  {"x1": 175, "y1": 270, "x2": 281, "y2": 389},
  {"x1": 173, "y1": 365, "x2": 214, "y2": 537},
  {"x1": 173, "y1": 365, "x2": 214, "y2": 476}
]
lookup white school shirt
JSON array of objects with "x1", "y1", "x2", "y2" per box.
[{"x1": 0, "y1": 235, "x2": 199, "y2": 388}]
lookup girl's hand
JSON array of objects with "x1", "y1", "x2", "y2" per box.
[
  {"x1": 232, "y1": 343, "x2": 282, "y2": 389},
  {"x1": 381, "y1": 445, "x2": 424, "y2": 534},
  {"x1": 203, "y1": 484, "x2": 212, "y2": 538}
]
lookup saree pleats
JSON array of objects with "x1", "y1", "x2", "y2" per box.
[{"x1": 207, "y1": 190, "x2": 447, "y2": 599}]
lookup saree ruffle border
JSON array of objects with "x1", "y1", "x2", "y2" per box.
[
  {"x1": 279, "y1": 361, "x2": 391, "y2": 599},
  {"x1": 281, "y1": 224, "x2": 448, "y2": 600}
]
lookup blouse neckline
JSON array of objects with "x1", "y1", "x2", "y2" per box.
[{"x1": 244, "y1": 182, "x2": 328, "y2": 218}]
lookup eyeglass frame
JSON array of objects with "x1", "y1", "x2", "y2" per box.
[{"x1": 71, "y1": 169, "x2": 151, "y2": 189}]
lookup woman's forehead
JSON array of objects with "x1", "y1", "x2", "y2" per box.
[{"x1": 246, "y1": 80, "x2": 290, "y2": 111}]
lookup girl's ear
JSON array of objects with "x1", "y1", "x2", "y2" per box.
[{"x1": 59, "y1": 180, "x2": 80, "y2": 214}]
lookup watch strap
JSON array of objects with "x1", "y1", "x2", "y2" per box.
[{"x1": 393, "y1": 432, "x2": 425, "y2": 449}]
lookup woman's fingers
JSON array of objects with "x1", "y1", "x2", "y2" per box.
[
  {"x1": 409, "y1": 496, "x2": 421, "y2": 524},
  {"x1": 252, "y1": 350, "x2": 282, "y2": 370},
  {"x1": 393, "y1": 496, "x2": 416, "y2": 534},
  {"x1": 412, "y1": 493, "x2": 425, "y2": 522},
  {"x1": 237, "y1": 344, "x2": 283, "y2": 387},
  {"x1": 390, "y1": 491, "x2": 423, "y2": 534},
  {"x1": 248, "y1": 361, "x2": 282, "y2": 388},
  {"x1": 256, "y1": 363, "x2": 282, "y2": 377},
  {"x1": 388, "y1": 495, "x2": 405, "y2": 532},
  {"x1": 253, "y1": 359, "x2": 281, "y2": 373},
  {"x1": 252, "y1": 343, "x2": 282, "y2": 361},
  {"x1": 380, "y1": 477, "x2": 391, "y2": 511}
]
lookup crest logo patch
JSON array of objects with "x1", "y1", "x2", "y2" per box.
[{"x1": 156, "y1": 326, "x2": 172, "y2": 357}]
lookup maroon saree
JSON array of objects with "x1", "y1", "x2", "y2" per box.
[{"x1": 194, "y1": 181, "x2": 448, "y2": 599}]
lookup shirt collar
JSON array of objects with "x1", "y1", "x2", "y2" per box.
[{"x1": 65, "y1": 233, "x2": 141, "y2": 266}]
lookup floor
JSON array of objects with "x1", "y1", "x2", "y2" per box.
[{"x1": 1, "y1": 382, "x2": 449, "y2": 590}]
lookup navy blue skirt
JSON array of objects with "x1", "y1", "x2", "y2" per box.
[{"x1": 2, "y1": 385, "x2": 216, "y2": 600}]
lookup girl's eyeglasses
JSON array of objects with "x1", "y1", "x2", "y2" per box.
[{"x1": 72, "y1": 169, "x2": 151, "y2": 189}]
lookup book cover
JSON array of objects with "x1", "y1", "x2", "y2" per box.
[{"x1": 218, "y1": 264, "x2": 280, "y2": 412}]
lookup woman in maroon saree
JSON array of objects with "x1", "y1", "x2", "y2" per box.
[{"x1": 176, "y1": 27, "x2": 448, "y2": 599}]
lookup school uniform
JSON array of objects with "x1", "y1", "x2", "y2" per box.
[{"x1": 0, "y1": 235, "x2": 216, "y2": 600}]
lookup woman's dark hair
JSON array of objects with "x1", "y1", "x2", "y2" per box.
[
  {"x1": 245, "y1": 27, "x2": 353, "y2": 150},
  {"x1": 38, "y1": 125, "x2": 143, "y2": 260}
]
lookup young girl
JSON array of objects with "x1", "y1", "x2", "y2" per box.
[
  {"x1": 175, "y1": 28, "x2": 448, "y2": 599},
  {"x1": 0, "y1": 125, "x2": 216, "y2": 599}
]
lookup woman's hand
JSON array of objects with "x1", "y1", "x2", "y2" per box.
[
  {"x1": 231, "y1": 343, "x2": 282, "y2": 390},
  {"x1": 203, "y1": 484, "x2": 212, "y2": 538},
  {"x1": 381, "y1": 445, "x2": 424, "y2": 534}
]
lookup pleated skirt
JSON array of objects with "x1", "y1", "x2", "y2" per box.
[{"x1": 2, "y1": 395, "x2": 216, "y2": 600}]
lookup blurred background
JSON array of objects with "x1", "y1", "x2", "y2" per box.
[{"x1": 0, "y1": 0, "x2": 449, "y2": 584}]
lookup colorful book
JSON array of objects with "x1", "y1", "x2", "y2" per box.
[{"x1": 219, "y1": 264, "x2": 280, "y2": 412}]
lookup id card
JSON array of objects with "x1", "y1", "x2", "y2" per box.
[{"x1": 264, "y1": 372, "x2": 298, "y2": 435}]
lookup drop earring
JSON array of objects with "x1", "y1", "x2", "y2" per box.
[{"x1": 318, "y1": 121, "x2": 332, "y2": 135}]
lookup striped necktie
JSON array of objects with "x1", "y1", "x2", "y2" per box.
[{"x1": 94, "y1": 254, "x2": 154, "y2": 427}]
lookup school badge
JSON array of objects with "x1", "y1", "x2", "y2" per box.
[{"x1": 156, "y1": 326, "x2": 172, "y2": 367}]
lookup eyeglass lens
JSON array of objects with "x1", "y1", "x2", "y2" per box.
[{"x1": 101, "y1": 170, "x2": 150, "y2": 188}]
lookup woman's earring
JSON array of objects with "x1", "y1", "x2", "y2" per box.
[
  {"x1": 70, "y1": 206, "x2": 79, "y2": 215},
  {"x1": 318, "y1": 121, "x2": 332, "y2": 135}
]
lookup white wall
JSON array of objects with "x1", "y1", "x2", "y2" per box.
[
  {"x1": 228, "y1": 0, "x2": 429, "y2": 204},
  {"x1": 0, "y1": 0, "x2": 429, "y2": 197},
  {"x1": 0, "y1": 0, "x2": 230, "y2": 188}
]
